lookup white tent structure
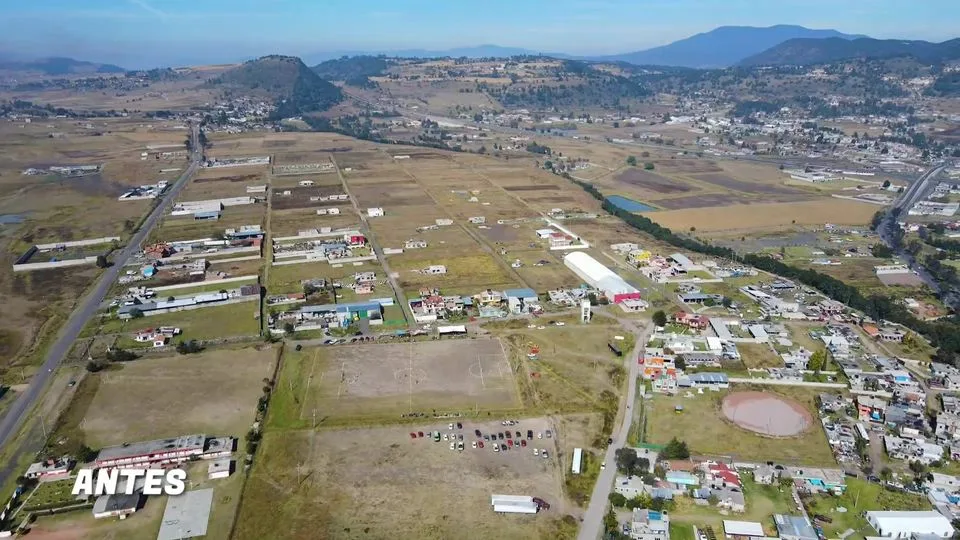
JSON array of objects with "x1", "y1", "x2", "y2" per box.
[
  {"x1": 491, "y1": 494, "x2": 538, "y2": 514},
  {"x1": 563, "y1": 251, "x2": 639, "y2": 302}
]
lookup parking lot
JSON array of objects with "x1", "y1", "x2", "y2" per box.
[{"x1": 235, "y1": 418, "x2": 572, "y2": 540}]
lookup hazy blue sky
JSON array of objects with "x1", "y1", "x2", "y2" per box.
[{"x1": 1, "y1": 0, "x2": 957, "y2": 67}]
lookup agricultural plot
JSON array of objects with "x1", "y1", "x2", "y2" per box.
[
  {"x1": 98, "y1": 301, "x2": 261, "y2": 342},
  {"x1": 649, "y1": 198, "x2": 880, "y2": 232},
  {"x1": 391, "y1": 252, "x2": 521, "y2": 295},
  {"x1": 645, "y1": 386, "x2": 835, "y2": 465},
  {"x1": 80, "y1": 345, "x2": 278, "y2": 447},
  {"x1": 614, "y1": 168, "x2": 696, "y2": 195},
  {"x1": 270, "y1": 339, "x2": 519, "y2": 426},
  {"x1": 153, "y1": 204, "x2": 266, "y2": 242}
]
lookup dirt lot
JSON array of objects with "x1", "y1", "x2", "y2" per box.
[
  {"x1": 654, "y1": 193, "x2": 746, "y2": 210},
  {"x1": 80, "y1": 345, "x2": 278, "y2": 447},
  {"x1": 270, "y1": 339, "x2": 519, "y2": 427},
  {"x1": 234, "y1": 419, "x2": 574, "y2": 540},
  {"x1": 614, "y1": 168, "x2": 693, "y2": 194}
]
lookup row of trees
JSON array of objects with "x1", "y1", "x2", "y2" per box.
[{"x1": 568, "y1": 177, "x2": 960, "y2": 366}]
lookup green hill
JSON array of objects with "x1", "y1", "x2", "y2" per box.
[
  {"x1": 210, "y1": 55, "x2": 343, "y2": 118},
  {"x1": 739, "y1": 37, "x2": 960, "y2": 67},
  {"x1": 311, "y1": 55, "x2": 388, "y2": 88}
]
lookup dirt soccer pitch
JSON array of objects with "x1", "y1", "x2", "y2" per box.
[
  {"x1": 721, "y1": 391, "x2": 813, "y2": 437},
  {"x1": 288, "y1": 338, "x2": 520, "y2": 421}
]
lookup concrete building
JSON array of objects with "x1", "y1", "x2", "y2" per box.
[
  {"x1": 25, "y1": 457, "x2": 73, "y2": 480},
  {"x1": 208, "y1": 459, "x2": 232, "y2": 480},
  {"x1": 723, "y1": 521, "x2": 765, "y2": 538},
  {"x1": 865, "y1": 511, "x2": 954, "y2": 538},
  {"x1": 96, "y1": 434, "x2": 207, "y2": 468},
  {"x1": 630, "y1": 509, "x2": 670, "y2": 540},
  {"x1": 563, "y1": 251, "x2": 640, "y2": 303},
  {"x1": 92, "y1": 493, "x2": 143, "y2": 519},
  {"x1": 367, "y1": 207, "x2": 384, "y2": 217}
]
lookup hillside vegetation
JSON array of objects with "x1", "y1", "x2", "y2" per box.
[
  {"x1": 739, "y1": 37, "x2": 960, "y2": 67},
  {"x1": 209, "y1": 55, "x2": 343, "y2": 118},
  {"x1": 312, "y1": 55, "x2": 388, "y2": 88}
]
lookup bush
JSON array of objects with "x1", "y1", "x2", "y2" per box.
[
  {"x1": 643, "y1": 162, "x2": 655, "y2": 170},
  {"x1": 175, "y1": 340, "x2": 204, "y2": 355}
]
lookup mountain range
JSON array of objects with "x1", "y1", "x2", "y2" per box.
[
  {"x1": 0, "y1": 56, "x2": 125, "y2": 75},
  {"x1": 739, "y1": 36, "x2": 960, "y2": 66},
  {"x1": 596, "y1": 25, "x2": 865, "y2": 68}
]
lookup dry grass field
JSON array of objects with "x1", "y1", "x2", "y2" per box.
[
  {"x1": 649, "y1": 198, "x2": 880, "y2": 232},
  {"x1": 0, "y1": 118, "x2": 190, "y2": 377},
  {"x1": 234, "y1": 419, "x2": 575, "y2": 540},
  {"x1": 269, "y1": 339, "x2": 519, "y2": 428},
  {"x1": 646, "y1": 385, "x2": 835, "y2": 465},
  {"x1": 80, "y1": 345, "x2": 278, "y2": 447}
]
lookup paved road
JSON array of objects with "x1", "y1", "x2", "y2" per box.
[
  {"x1": 578, "y1": 319, "x2": 651, "y2": 540},
  {"x1": 0, "y1": 124, "x2": 200, "y2": 456},
  {"x1": 876, "y1": 164, "x2": 955, "y2": 307},
  {"x1": 330, "y1": 156, "x2": 417, "y2": 329}
]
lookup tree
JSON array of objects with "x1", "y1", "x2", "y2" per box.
[
  {"x1": 626, "y1": 155, "x2": 638, "y2": 166},
  {"x1": 608, "y1": 492, "x2": 627, "y2": 507},
  {"x1": 602, "y1": 507, "x2": 619, "y2": 534},
  {"x1": 909, "y1": 460, "x2": 927, "y2": 477},
  {"x1": 674, "y1": 356, "x2": 686, "y2": 370},
  {"x1": 661, "y1": 437, "x2": 690, "y2": 459},
  {"x1": 615, "y1": 447, "x2": 649, "y2": 477},
  {"x1": 106, "y1": 348, "x2": 138, "y2": 362},
  {"x1": 283, "y1": 323, "x2": 296, "y2": 334},
  {"x1": 643, "y1": 162, "x2": 655, "y2": 170},
  {"x1": 128, "y1": 308, "x2": 144, "y2": 319},
  {"x1": 175, "y1": 339, "x2": 204, "y2": 355},
  {"x1": 95, "y1": 255, "x2": 109, "y2": 268},
  {"x1": 86, "y1": 360, "x2": 106, "y2": 372},
  {"x1": 722, "y1": 296, "x2": 733, "y2": 308},
  {"x1": 76, "y1": 444, "x2": 97, "y2": 463},
  {"x1": 652, "y1": 310, "x2": 667, "y2": 327},
  {"x1": 871, "y1": 244, "x2": 894, "y2": 258},
  {"x1": 808, "y1": 350, "x2": 827, "y2": 373},
  {"x1": 880, "y1": 466, "x2": 893, "y2": 482}
]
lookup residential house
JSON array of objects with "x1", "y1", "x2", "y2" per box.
[
  {"x1": 858, "y1": 396, "x2": 887, "y2": 422},
  {"x1": 673, "y1": 311, "x2": 709, "y2": 330},
  {"x1": 936, "y1": 412, "x2": 960, "y2": 445},
  {"x1": 754, "y1": 464, "x2": 779, "y2": 485},
  {"x1": 714, "y1": 487, "x2": 746, "y2": 513},
  {"x1": 26, "y1": 457, "x2": 73, "y2": 480},
  {"x1": 630, "y1": 509, "x2": 670, "y2": 540},
  {"x1": 504, "y1": 288, "x2": 541, "y2": 315},
  {"x1": 704, "y1": 462, "x2": 741, "y2": 489}
]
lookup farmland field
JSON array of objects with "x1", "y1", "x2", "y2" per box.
[{"x1": 649, "y1": 199, "x2": 880, "y2": 232}]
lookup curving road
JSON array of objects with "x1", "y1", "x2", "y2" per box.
[
  {"x1": 577, "y1": 318, "x2": 652, "y2": 540},
  {"x1": 0, "y1": 124, "x2": 201, "y2": 459}
]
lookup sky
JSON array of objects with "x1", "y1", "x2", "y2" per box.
[{"x1": 1, "y1": 0, "x2": 958, "y2": 68}]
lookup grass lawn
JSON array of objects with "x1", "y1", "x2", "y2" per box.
[
  {"x1": 645, "y1": 388, "x2": 835, "y2": 465},
  {"x1": 738, "y1": 343, "x2": 783, "y2": 369},
  {"x1": 23, "y1": 478, "x2": 82, "y2": 510},
  {"x1": 803, "y1": 478, "x2": 930, "y2": 540},
  {"x1": 670, "y1": 522, "x2": 697, "y2": 540},
  {"x1": 99, "y1": 302, "x2": 261, "y2": 341},
  {"x1": 670, "y1": 473, "x2": 798, "y2": 536}
]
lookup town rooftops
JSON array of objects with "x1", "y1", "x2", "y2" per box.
[
  {"x1": 503, "y1": 288, "x2": 537, "y2": 299},
  {"x1": 96, "y1": 434, "x2": 206, "y2": 464}
]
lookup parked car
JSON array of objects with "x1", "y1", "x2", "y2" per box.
[
  {"x1": 546, "y1": 430, "x2": 552, "y2": 438},
  {"x1": 607, "y1": 438, "x2": 613, "y2": 445},
  {"x1": 507, "y1": 439, "x2": 513, "y2": 447},
  {"x1": 410, "y1": 432, "x2": 417, "y2": 439},
  {"x1": 542, "y1": 450, "x2": 549, "y2": 459},
  {"x1": 498, "y1": 432, "x2": 504, "y2": 440},
  {"x1": 443, "y1": 434, "x2": 449, "y2": 441},
  {"x1": 501, "y1": 444, "x2": 507, "y2": 451},
  {"x1": 448, "y1": 423, "x2": 454, "y2": 430},
  {"x1": 483, "y1": 434, "x2": 490, "y2": 441},
  {"x1": 494, "y1": 444, "x2": 500, "y2": 452},
  {"x1": 515, "y1": 431, "x2": 521, "y2": 439},
  {"x1": 456, "y1": 422, "x2": 462, "y2": 430},
  {"x1": 475, "y1": 429, "x2": 482, "y2": 437},
  {"x1": 457, "y1": 441, "x2": 464, "y2": 451},
  {"x1": 538, "y1": 432, "x2": 543, "y2": 439},
  {"x1": 478, "y1": 441, "x2": 484, "y2": 449},
  {"x1": 533, "y1": 448, "x2": 539, "y2": 456},
  {"x1": 520, "y1": 440, "x2": 527, "y2": 447},
  {"x1": 449, "y1": 442, "x2": 455, "y2": 450},
  {"x1": 506, "y1": 431, "x2": 512, "y2": 439},
  {"x1": 458, "y1": 434, "x2": 463, "y2": 441},
  {"x1": 527, "y1": 430, "x2": 533, "y2": 440},
  {"x1": 417, "y1": 432, "x2": 424, "y2": 438}
]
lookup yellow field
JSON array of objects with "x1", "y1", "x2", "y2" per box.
[{"x1": 649, "y1": 198, "x2": 880, "y2": 232}]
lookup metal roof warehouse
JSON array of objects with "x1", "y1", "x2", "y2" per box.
[{"x1": 96, "y1": 434, "x2": 206, "y2": 468}]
